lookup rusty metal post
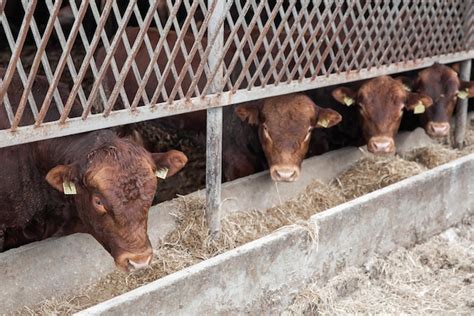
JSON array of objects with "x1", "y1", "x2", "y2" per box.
[
  {"x1": 454, "y1": 59, "x2": 472, "y2": 149},
  {"x1": 206, "y1": 0, "x2": 225, "y2": 236}
]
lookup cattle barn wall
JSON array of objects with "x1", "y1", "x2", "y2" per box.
[{"x1": 79, "y1": 152, "x2": 474, "y2": 315}]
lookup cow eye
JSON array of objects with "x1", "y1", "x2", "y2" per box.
[
  {"x1": 92, "y1": 195, "x2": 107, "y2": 214},
  {"x1": 262, "y1": 125, "x2": 271, "y2": 140}
]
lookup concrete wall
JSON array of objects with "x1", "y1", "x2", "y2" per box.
[
  {"x1": 0, "y1": 128, "x2": 434, "y2": 313},
  {"x1": 78, "y1": 153, "x2": 474, "y2": 315}
]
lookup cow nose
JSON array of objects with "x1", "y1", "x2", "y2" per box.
[
  {"x1": 427, "y1": 122, "x2": 450, "y2": 137},
  {"x1": 270, "y1": 166, "x2": 300, "y2": 182},
  {"x1": 368, "y1": 137, "x2": 395, "y2": 154},
  {"x1": 128, "y1": 254, "x2": 152, "y2": 270},
  {"x1": 116, "y1": 248, "x2": 153, "y2": 271}
]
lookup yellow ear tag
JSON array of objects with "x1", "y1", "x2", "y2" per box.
[
  {"x1": 343, "y1": 96, "x2": 354, "y2": 106},
  {"x1": 457, "y1": 89, "x2": 468, "y2": 99},
  {"x1": 63, "y1": 181, "x2": 77, "y2": 195},
  {"x1": 317, "y1": 118, "x2": 329, "y2": 128},
  {"x1": 414, "y1": 102, "x2": 425, "y2": 114},
  {"x1": 155, "y1": 167, "x2": 169, "y2": 179},
  {"x1": 403, "y1": 84, "x2": 411, "y2": 92}
]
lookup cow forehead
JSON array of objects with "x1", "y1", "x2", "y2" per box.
[
  {"x1": 359, "y1": 77, "x2": 405, "y2": 109},
  {"x1": 262, "y1": 95, "x2": 315, "y2": 125},
  {"x1": 418, "y1": 66, "x2": 459, "y2": 97},
  {"x1": 89, "y1": 161, "x2": 156, "y2": 197}
]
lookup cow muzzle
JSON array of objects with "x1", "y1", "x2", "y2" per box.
[
  {"x1": 116, "y1": 248, "x2": 153, "y2": 271},
  {"x1": 270, "y1": 165, "x2": 300, "y2": 182},
  {"x1": 367, "y1": 137, "x2": 395, "y2": 154},
  {"x1": 426, "y1": 121, "x2": 450, "y2": 137}
]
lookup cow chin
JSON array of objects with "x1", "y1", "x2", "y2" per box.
[{"x1": 269, "y1": 164, "x2": 301, "y2": 182}]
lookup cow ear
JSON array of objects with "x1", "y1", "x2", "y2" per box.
[
  {"x1": 405, "y1": 93, "x2": 433, "y2": 113},
  {"x1": 235, "y1": 103, "x2": 260, "y2": 125},
  {"x1": 331, "y1": 87, "x2": 356, "y2": 106},
  {"x1": 116, "y1": 125, "x2": 146, "y2": 147},
  {"x1": 459, "y1": 81, "x2": 474, "y2": 98},
  {"x1": 395, "y1": 76, "x2": 416, "y2": 92},
  {"x1": 314, "y1": 107, "x2": 342, "y2": 129},
  {"x1": 151, "y1": 150, "x2": 188, "y2": 178},
  {"x1": 46, "y1": 165, "x2": 78, "y2": 194},
  {"x1": 451, "y1": 63, "x2": 461, "y2": 74}
]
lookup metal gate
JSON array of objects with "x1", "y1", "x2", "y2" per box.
[{"x1": 1, "y1": 0, "x2": 473, "y2": 232}]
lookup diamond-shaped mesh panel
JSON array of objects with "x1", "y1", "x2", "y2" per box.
[{"x1": 0, "y1": 0, "x2": 473, "y2": 147}]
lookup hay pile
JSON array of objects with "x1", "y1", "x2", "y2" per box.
[
  {"x1": 27, "y1": 181, "x2": 345, "y2": 314},
  {"x1": 334, "y1": 156, "x2": 425, "y2": 200},
  {"x1": 404, "y1": 144, "x2": 459, "y2": 169},
  {"x1": 284, "y1": 217, "x2": 474, "y2": 315}
]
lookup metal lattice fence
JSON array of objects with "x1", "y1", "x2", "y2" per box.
[{"x1": 0, "y1": 0, "x2": 473, "y2": 147}]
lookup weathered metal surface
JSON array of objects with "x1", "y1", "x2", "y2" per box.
[
  {"x1": 0, "y1": 0, "x2": 472, "y2": 147},
  {"x1": 205, "y1": 0, "x2": 224, "y2": 236}
]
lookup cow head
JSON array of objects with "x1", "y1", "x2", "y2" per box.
[
  {"x1": 45, "y1": 138, "x2": 187, "y2": 271},
  {"x1": 408, "y1": 63, "x2": 474, "y2": 137},
  {"x1": 236, "y1": 94, "x2": 342, "y2": 182},
  {"x1": 332, "y1": 76, "x2": 433, "y2": 154}
]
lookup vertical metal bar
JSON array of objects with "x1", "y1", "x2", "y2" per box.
[
  {"x1": 206, "y1": 0, "x2": 224, "y2": 236},
  {"x1": 454, "y1": 59, "x2": 471, "y2": 149},
  {"x1": 455, "y1": 0, "x2": 473, "y2": 149}
]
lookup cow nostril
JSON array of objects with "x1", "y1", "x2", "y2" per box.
[
  {"x1": 127, "y1": 254, "x2": 152, "y2": 270},
  {"x1": 373, "y1": 141, "x2": 391, "y2": 151},
  {"x1": 428, "y1": 122, "x2": 450, "y2": 136},
  {"x1": 276, "y1": 170, "x2": 295, "y2": 178},
  {"x1": 369, "y1": 138, "x2": 395, "y2": 154}
]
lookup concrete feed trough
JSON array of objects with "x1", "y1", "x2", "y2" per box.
[
  {"x1": 0, "y1": 129, "x2": 472, "y2": 314},
  {"x1": 79, "y1": 153, "x2": 474, "y2": 315}
]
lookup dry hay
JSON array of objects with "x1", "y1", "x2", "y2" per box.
[
  {"x1": 334, "y1": 156, "x2": 425, "y2": 200},
  {"x1": 25, "y1": 181, "x2": 345, "y2": 314},
  {"x1": 404, "y1": 144, "x2": 459, "y2": 169},
  {"x1": 284, "y1": 217, "x2": 474, "y2": 315},
  {"x1": 460, "y1": 126, "x2": 474, "y2": 156}
]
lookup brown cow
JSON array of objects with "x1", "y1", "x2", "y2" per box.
[
  {"x1": 229, "y1": 93, "x2": 342, "y2": 182},
  {"x1": 332, "y1": 76, "x2": 433, "y2": 154},
  {"x1": 406, "y1": 63, "x2": 474, "y2": 137},
  {"x1": 0, "y1": 69, "x2": 187, "y2": 271}
]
